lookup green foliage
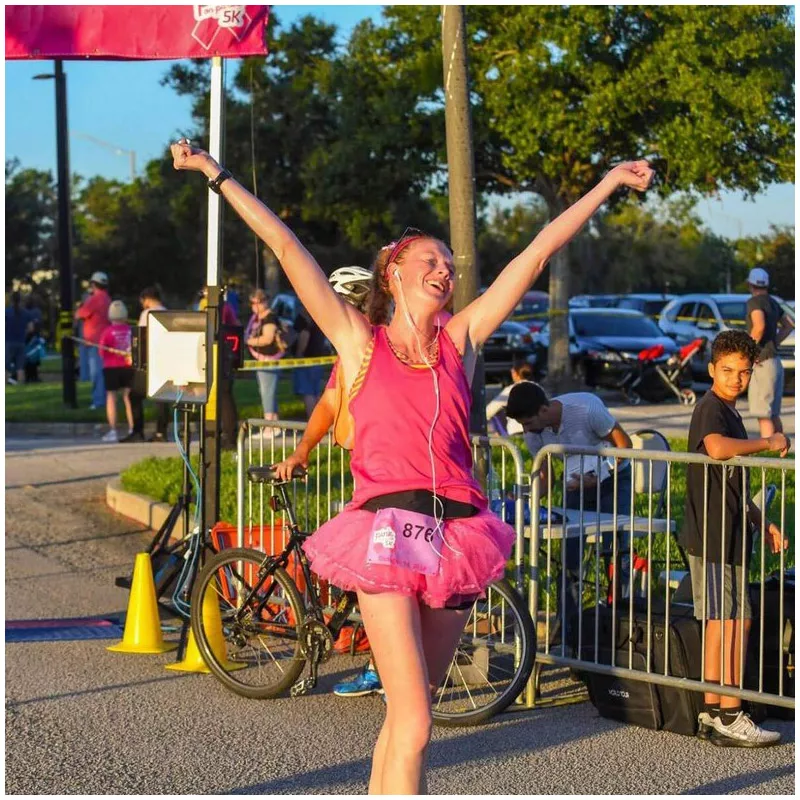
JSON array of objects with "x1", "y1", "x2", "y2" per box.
[
  {"x1": 4, "y1": 159, "x2": 57, "y2": 289},
  {"x1": 734, "y1": 225, "x2": 796, "y2": 298},
  {"x1": 4, "y1": 7, "x2": 794, "y2": 314}
]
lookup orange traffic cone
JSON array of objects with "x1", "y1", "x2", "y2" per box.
[
  {"x1": 166, "y1": 580, "x2": 246, "y2": 673},
  {"x1": 108, "y1": 553, "x2": 177, "y2": 654}
]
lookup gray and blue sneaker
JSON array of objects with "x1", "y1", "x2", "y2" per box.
[{"x1": 333, "y1": 664, "x2": 383, "y2": 697}]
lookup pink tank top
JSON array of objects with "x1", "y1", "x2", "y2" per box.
[{"x1": 349, "y1": 326, "x2": 486, "y2": 510}]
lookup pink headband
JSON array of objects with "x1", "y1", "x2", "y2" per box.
[{"x1": 385, "y1": 235, "x2": 424, "y2": 267}]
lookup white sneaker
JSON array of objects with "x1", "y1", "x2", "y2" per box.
[
  {"x1": 711, "y1": 711, "x2": 781, "y2": 748},
  {"x1": 7, "y1": 376, "x2": 18, "y2": 385},
  {"x1": 102, "y1": 429, "x2": 118, "y2": 443}
]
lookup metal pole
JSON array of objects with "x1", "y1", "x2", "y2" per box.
[
  {"x1": 441, "y1": 5, "x2": 486, "y2": 437},
  {"x1": 203, "y1": 56, "x2": 225, "y2": 530},
  {"x1": 130, "y1": 150, "x2": 136, "y2": 183},
  {"x1": 54, "y1": 60, "x2": 77, "y2": 408}
]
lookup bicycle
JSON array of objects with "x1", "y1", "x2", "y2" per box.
[{"x1": 190, "y1": 464, "x2": 536, "y2": 727}]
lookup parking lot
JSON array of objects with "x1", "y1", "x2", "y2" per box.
[{"x1": 5, "y1": 436, "x2": 794, "y2": 794}]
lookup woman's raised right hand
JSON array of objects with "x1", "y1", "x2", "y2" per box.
[
  {"x1": 170, "y1": 138, "x2": 217, "y2": 175},
  {"x1": 273, "y1": 449, "x2": 309, "y2": 482}
]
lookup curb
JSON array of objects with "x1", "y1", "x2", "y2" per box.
[
  {"x1": 106, "y1": 478, "x2": 187, "y2": 537},
  {"x1": 6, "y1": 421, "x2": 179, "y2": 438}
]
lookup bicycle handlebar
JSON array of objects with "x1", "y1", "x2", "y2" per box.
[{"x1": 248, "y1": 464, "x2": 308, "y2": 484}]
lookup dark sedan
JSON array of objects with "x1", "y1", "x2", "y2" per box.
[
  {"x1": 532, "y1": 308, "x2": 679, "y2": 388},
  {"x1": 482, "y1": 319, "x2": 537, "y2": 384}
]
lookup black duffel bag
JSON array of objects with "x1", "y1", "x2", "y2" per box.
[{"x1": 573, "y1": 602, "x2": 703, "y2": 736}]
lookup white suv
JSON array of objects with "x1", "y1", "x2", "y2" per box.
[{"x1": 658, "y1": 293, "x2": 795, "y2": 390}]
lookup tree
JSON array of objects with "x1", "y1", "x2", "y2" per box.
[
  {"x1": 734, "y1": 225, "x2": 796, "y2": 299},
  {"x1": 373, "y1": 5, "x2": 795, "y2": 388},
  {"x1": 5, "y1": 159, "x2": 57, "y2": 288}
]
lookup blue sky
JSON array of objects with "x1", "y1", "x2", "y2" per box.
[{"x1": 4, "y1": 3, "x2": 794, "y2": 241}]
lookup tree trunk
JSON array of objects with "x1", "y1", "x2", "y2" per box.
[{"x1": 545, "y1": 239, "x2": 577, "y2": 394}]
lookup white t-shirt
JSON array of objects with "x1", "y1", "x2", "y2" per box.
[
  {"x1": 523, "y1": 393, "x2": 617, "y2": 480},
  {"x1": 485, "y1": 384, "x2": 523, "y2": 435},
  {"x1": 138, "y1": 303, "x2": 166, "y2": 327}
]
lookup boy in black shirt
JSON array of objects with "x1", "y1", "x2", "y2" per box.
[{"x1": 680, "y1": 330, "x2": 789, "y2": 747}]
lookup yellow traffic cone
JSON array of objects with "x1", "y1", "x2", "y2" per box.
[
  {"x1": 166, "y1": 580, "x2": 246, "y2": 673},
  {"x1": 108, "y1": 553, "x2": 177, "y2": 654}
]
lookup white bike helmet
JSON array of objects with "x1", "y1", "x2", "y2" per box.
[{"x1": 329, "y1": 266, "x2": 373, "y2": 305}]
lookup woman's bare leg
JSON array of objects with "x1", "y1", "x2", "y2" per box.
[{"x1": 357, "y1": 591, "x2": 431, "y2": 795}]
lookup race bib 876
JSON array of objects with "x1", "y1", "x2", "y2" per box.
[{"x1": 366, "y1": 507, "x2": 443, "y2": 576}]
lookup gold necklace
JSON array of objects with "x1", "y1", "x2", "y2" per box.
[{"x1": 387, "y1": 333, "x2": 439, "y2": 365}]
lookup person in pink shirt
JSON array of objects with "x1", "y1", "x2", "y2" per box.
[
  {"x1": 98, "y1": 300, "x2": 133, "y2": 443},
  {"x1": 74, "y1": 271, "x2": 112, "y2": 409},
  {"x1": 171, "y1": 136, "x2": 654, "y2": 794}
]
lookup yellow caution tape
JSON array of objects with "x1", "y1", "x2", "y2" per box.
[
  {"x1": 69, "y1": 335, "x2": 130, "y2": 357},
  {"x1": 241, "y1": 355, "x2": 337, "y2": 371}
]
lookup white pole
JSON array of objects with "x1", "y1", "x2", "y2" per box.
[{"x1": 206, "y1": 56, "x2": 224, "y2": 287}]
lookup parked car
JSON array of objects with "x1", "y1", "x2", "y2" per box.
[
  {"x1": 532, "y1": 308, "x2": 678, "y2": 389},
  {"x1": 616, "y1": 293, "x2": 676, "y2": 319},
  {"x1": 482, "y1": 319, "x2": 537, "y2": 384},
  {"x1": 510, "y1": 290, "x2": 550, "y2": 334},
  {"x1": 569, "y1": 294, "x2": 621, "y2": 309},
  {"x1": 658, "y1": 293, "x2": 795, "y2": 388}
]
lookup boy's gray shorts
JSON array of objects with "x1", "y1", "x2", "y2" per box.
[
  {"x1": 687, "y1": 555, "x2": 753, "y2": 620},
  {"x1": 748, "y1": 356, "x2": 784, "y2": 419}
]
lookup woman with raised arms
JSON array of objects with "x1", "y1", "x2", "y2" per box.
[{"x1": 171, "y1": 138, "x2": 653, "y2": 794}]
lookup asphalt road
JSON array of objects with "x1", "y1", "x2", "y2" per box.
[{"x1": 4, "y1": 437, "x2": 795, "y2": 795}]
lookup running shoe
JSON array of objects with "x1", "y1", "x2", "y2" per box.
[
  {"x1": 101, "y1": 429, "x2": 118, "y2": 443},
  {"x1": 333, "y1": 665, "x2": 383, "y2": 697},
  {"x1": 710, "y1": 711, "x2": 781, "y2": 747}
]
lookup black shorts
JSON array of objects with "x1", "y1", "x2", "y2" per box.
[{"x1": 103, "y1": 367, "x2": 134, "y2": 391}]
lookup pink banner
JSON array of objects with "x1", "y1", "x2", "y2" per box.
[{"x1": 5, "y1": 5, "x2": 269, "y2": 60}]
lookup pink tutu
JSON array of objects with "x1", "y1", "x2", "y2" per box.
[{"x1": 302, "y1": 506, "x2": 514, "y2": 609}]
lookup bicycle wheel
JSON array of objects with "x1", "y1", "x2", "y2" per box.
[
  {"x1": 190, "y1": 547, "x2": 307, "y2": 699},
  {"x1": 431, "y1": 578, "x2": 536, "y2": 727}
]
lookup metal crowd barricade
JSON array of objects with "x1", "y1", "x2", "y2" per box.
[
  {"x1": 525, "y1": 442, "x2": 795, "y2": 712},
  {"x1": 235, "y1": 420, "x2": 529, "y2": 604}
]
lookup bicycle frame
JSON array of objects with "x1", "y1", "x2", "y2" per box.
[{"x1": 230, "y1": 478, "x2": 358, "y2": 642}]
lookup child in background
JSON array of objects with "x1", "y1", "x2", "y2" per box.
[
  {"x1": 98, "y1": 300, "x2": 134, "y2": 443},
  {"x1": 679, "y1": 329, "x2": 789, "y2": 747},
  {"x1": 24, "y1": 321, "x2": 47, "y2": 383}
]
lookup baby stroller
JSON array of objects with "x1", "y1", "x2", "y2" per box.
[{"x1": 623, "y1": 337, "x2": 707, "y2": 406}]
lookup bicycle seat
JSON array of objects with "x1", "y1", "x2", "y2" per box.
[{"x1": 247, "y1": 464, "x2": 307, "y2": 484}]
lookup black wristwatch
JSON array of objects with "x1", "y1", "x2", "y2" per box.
[{"x1": 207, "y1": 167, "x2": 233, "y2": 194}]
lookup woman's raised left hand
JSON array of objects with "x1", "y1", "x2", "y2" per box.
[{"x1": 608, "y1": 160, "x2": 655, "y2": 192}]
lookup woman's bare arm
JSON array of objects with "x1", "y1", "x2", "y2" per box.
[
  {"x1": 170, "y1": 142, "x2": 370, "y2": 353},
  {"x1": 446, "y1": 161, "x2": 654, "y2": 351}
]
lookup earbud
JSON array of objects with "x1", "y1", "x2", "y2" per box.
[{"x1": 393, "y1": 268, "x2": 401, "y2": 282}]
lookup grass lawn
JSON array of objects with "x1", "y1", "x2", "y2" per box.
[{"x1": 5, "y1": 363, "x2": 308, "y2": 424}]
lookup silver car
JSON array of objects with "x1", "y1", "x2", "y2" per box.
[{"x1": 658, "y1": 293, "x2": 795, "y2": 388}]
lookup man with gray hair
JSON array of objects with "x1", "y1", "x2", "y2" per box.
[{"x1": 745, "y1": 267, "x2": 794, "y2": 438}]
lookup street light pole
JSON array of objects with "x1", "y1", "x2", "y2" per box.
[{"x1": 53, "y1": 61, "x2": 77, "y2": 408}]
